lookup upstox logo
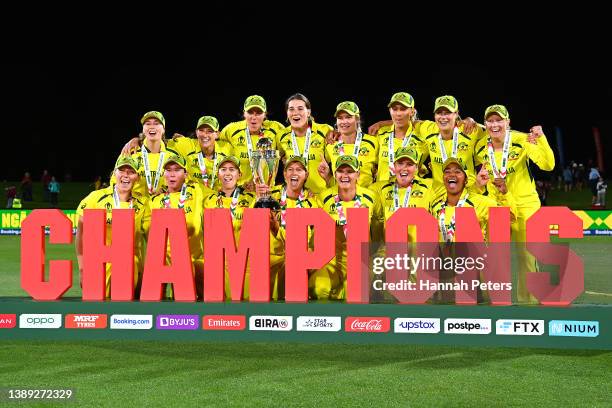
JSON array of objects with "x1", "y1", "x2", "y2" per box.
[
  {"x1": 249, "y1": 316, "x2": 292, "y2": 331},
  {"x1": 549, "y1": 320, "x2": 599, "y2": 337},
  {"x1": 19, "y1": 314, "x2": 62, "y2": 329},
  {"x1": 394, "y1": 318, "x2": 440, "y2": 334},
  {"x1": 496, "y1": 320, "x2": 544, "y2": 336},
  {"x1": 110, "y1": 314, "x2": 153, "y2": 330},
  {"x1": 444, "y1": 318, "x2": 491, "y2": 334}
]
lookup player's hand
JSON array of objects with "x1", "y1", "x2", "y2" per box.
[
  {"x1": 476, "y1": 162, "x2": 490, "y2": 188},
  {"x1": 325, "y1": 130, "x2": 340, "y2": 144},
  {"x1": 255, "y1": 183, "x2": 270, "y2": 199},
  {"x1": 461, "y1": 117, "x2": 477, "y2": 134},
  {"x1": 528, "y1": 125, "x2": 543, "y2": 144},
  {"x1": 367, "y1": 120, "x2": 392, "y2": 136},
  {"x1": 492, "y1": 177, "x2": 508, "y2": 194},
  {"x1": 317, "y1": 153, "x2": 330, "y2": 180},
  {"x1": 172, "y1": 133, "x2": 185, "y2": 141},
  {"x1": 243, "y1": 181, "x2": 256, "y2": 192},
  {"x1": 269, "y1": 210, "x2": 280, "y2": 236},
  {"x1": 121, "y1": 137, "x2": 141, "y2": 155}
]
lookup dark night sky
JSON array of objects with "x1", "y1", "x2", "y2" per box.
[{"x1": 2, "y1": 15, "x2": 609, "y2": 182}]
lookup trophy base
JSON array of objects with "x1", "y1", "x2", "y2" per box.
[{"x1": 254, "y1": 197, "x2": 281, "y2": 210}]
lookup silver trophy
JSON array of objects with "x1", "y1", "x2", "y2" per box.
[{"x1": 250, "y1": 137, "x2": 281, "y2": 210}]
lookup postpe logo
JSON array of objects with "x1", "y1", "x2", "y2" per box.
[
  {"x1": 65, "y1": 314, "x2": 108, "y2": 329},
  {"x1": 249, "y1": 316, "x2": 293, "y2": 331},
  {"x1": 345, "y1": 317, "x2": 390, "y2": 333},
  {"x1": 549, "y1": 320, "x2": 599, "y2": 337},
  {"x1": 19, "y1": 314, "x2": 62, "y2": 329},
  {"x1": 444, "y1": 319, "x2": 491, "y2": 334},
  {"x1": 394, "y1": 318, "x2": 440, "y2": 334},
  {"x1": 496, "y1": 320, "x2": 544, "y2": 336}
]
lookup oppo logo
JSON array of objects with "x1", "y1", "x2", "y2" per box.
[{"x1": 19, "y1": 314, "x2": 62, "y2": 329}]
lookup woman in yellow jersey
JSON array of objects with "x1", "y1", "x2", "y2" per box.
[
  {"x1": 319, "y1": 101, "x2": 379, "y2": 187},
  {"x1": 114, "y1": 111, "x2": 178, "y2": 198},
  {"x1": 149, "y1": 154, "x2": 207, "y2": 299},
  {"x1": 311, "y1": 155, "x2": 383, "y2": 300},
  {"x1": 204, "y1": 156, "x2": 257, "y2": 299},
  {"x1": 276, "y1": 93, "x2": 333, "y2": 194},
  {"x1": 430, "y1": 157, "x2": 516, "y2": 303},
  {"x1": 375, "y1": 92, "x2": 425, "y2": 183},
  {"x1": 76, "y1": 156, "x2": 150, "y2": 299},
  {"x1": 218, "y1": 95, "x2": 285, "y2": 189},
  {"x1": 474, "y1": 104, "x2": 555, "y2": 303}
]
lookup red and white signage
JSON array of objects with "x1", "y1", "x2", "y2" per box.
[
  {"x1": 65, "y1": 314, "x2": 107, "y2": 329},
  {"x1": 0, "y1": 314, "x2": 16, "y2": 328},
  {"x1": 202, "y1": 315, "x2": 246, "y2": 330},
  {"x1": 345, "y1": 317, "x2": 390, "y2": 333}
]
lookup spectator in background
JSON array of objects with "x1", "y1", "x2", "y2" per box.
[
  {"x1": 563, "y1": 165, "x2": 573, "y2": 192},
  {"x1": 596, "y1": 177, "x2": 607, "y2": 207},
  {"x1": 575, "y1": 164, "x2": 585, "y2": 191},
  {"x1": 589, "y1": 165, "x2": 601, "y2": 204},
  {"x1": 41, "y1": 169, "x2": 51, "y2": 202},
  {"x1": 48, "y1": 176, "x2": 60, "y2": 208},
  {"x1": 20, "y1": 172, "x2": 33, "y2": 201},
  {"x1": 5, "y1": 185, "x2": 16, "y2": 208}
]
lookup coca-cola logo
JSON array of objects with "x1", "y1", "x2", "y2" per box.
[{"x1": 345, "y1": 317, "x2": 390, "y2": 333}]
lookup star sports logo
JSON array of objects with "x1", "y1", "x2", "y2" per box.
[{"x1": 296, "y1": 316, "x2": 341, "y2": 332}]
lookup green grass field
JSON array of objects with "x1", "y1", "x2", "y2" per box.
[{"x1": 1, "y1": 234, "x2": 611, "y2": 406}]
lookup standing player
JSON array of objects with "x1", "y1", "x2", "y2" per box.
[
  {"x1": 204, "y1": 156, "x2": 257, "y2": 300},
  {"x1": 375, "y1": 92, "x2": 425, "y2": 183},
  {"x1": 76, "y1": 156, "x2": 150, "y2": 299},
  {"x1": 319, "y1": 101, "x2": 379, "y2": 187},
  {"x1": 474, "y1": 104, "x2": 555, "y2": 303},
  {"x1": 310, "y1": 155, "x2": 383, "y2": 300},
  {"x1": 276, "y1": 93, "x2": 333, "y2": 194},
  {"x1": 149, "y1": 154, "x2": 208, "y2": 299},
  {"x1": 218, "y1": 95, "x2": 285, "y2": 189}
]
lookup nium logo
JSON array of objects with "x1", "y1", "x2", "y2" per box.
[
  {"x1": 394, "y1": 318, "x2": 440, "y2": 334},
  {"x1": 345, "y1": 317, "x2": 390, "y2": 333},
  {"x1": 65, "y1": 314, "x2": 108, "y2": 329},
  {"x1": 249, "y1": 316, "x2": 293, "y2": 331},
  {"x1": 495, "y1": 320, "x2": 544, "y2": 336},
  {"x1": 0, "y1": 314, "x2": 17, "y2": 329},
  {"x1": 549, "y1": 320, "x2": 599, "y2": 338},
  {"x1": 110, "y1": 314, "x2": 153, "y2": 330},
  {"x1": 203, "y1": 315, "x2": 246, "y2": 330},
  {"x1": 19, "y1": 314, "x2": 62, "y2": 329},
  {"x1": 296, "y1": 316, "x2": 341, "y2": 332},
  {"x1": 155, "y1": 315, "x2": 199, "y2": 330},
  {"x1": 444, "y1": 319, "x2": 491, "y2": 334}
]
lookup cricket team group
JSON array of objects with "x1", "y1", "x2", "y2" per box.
[{"x1": 75, "y1": 92, "x2": 555, "y2": 302}]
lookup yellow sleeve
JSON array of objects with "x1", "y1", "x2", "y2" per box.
[
  {"x1": 167, "y1": 137, "x2": 197, "y2": 158},
  {"x1": 524, "y1": 134, "x2": 555, "y2": 171},
  {"x1": 140, "y1": 200, "x2": 152, "y2": 237},
  {"x1": 76, "y1": 193, "x2": 95, "y2": 217}
]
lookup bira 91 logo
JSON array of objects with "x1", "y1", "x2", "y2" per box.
[
  {"x1": 249, "y1": 316, "x2": 293, "y2": 331},
  {"x1": 203, "y1": 315, "x2": 246, "y2": 330},
  {"x1": 19, "y1": 314, "x2": 62, "y2": 329},
  {"x1": 444, "y1": 319, "x2": 491, "y2": 334},
  {"x1": 0, "y1": 314, "x2": 17, "y2": 328},
  {"x1": 345, "y1": 317, "x2": 390, "y2": 333},
  {"x1": 65, "y1": 314, "x2": 107, "y2": 329}
]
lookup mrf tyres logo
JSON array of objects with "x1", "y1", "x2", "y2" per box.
[
  {"x1": 496, "y1": 320, "x2": 544, "y2": 336},
  {"x1": 345, "y1": 317, "x2": 390, "y2": 333},
  {"x1": 249, "y1": 316, "x2": 293, "y2": 331},
  {"x1": 19, "y1": 314, "x2": 62, "y2": 329},
  {"x1": 65, "y1": 314, "x2": 108, "y2": 329},
  {"x1": 549, "y1": 320, "x2": 599, "y2": 337},
  {"x1": 444, "y1": 318, "x2": 491, "y2": 334},
  {"x1": 394, "y1": 318, "x2": 440, "y2": 334}
]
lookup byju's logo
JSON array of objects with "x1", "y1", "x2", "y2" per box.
[
  {"x1": 496, "y1": 320, "x2": 544, "y2": 336},
  {"x1": 156, "y1": 315, "x2": 199, "y2": 330},
  {"x1": 296, "y1": 316, "x2": 341, "y2": 332},
  {"x1": 249, "y1": 316, "x2": 293, "y2": 331},
  {"x1": 19, "y1": 314, "x2": 62, "y2": 329},
  {"x1": 394, "y1": 318, "x2": 440, "y2": 334},
  {"x1": 0, "y1": 314, "x2": 16, "y2": 329},
  {"x1": 444, "y1": 319, "x2": 491, "y2": 334},
  {"x1": 110, "y1": 315, "x2": 153, "y2": 330},
  {"x1": 549, "y1": 320, "x2": 599, "y2": 337}
]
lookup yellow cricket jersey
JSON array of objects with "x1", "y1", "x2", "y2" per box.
[
  {"x1": 203, "y1": 187, "x2": 257, "y2": 236},
  {"x1": 277, "y1": 121, "x2": 330, "y2": 194},
  {"x1": 474, "y1": 130, "x2": 555, "y2": 209},
  {"x1": 417, "y1": 120, "x2": 481, "y2": 189},
  {"x1": 430, "y1": 190, "x2": 516, "y2": 242},
  {"x1": 325, "y1": 133, "x2": 379, "y2": 187},
  {"x1": 76, "y1": 186, "x2": 150, "y2": 296},
  {"x1": 111, "y1": 141, "x2": 179, "y2": 198},
  {"x1": 371, "y1": 177, "x2": 434, "y2": 221},
  {"x1": 268, "y1": 184, "x2": 317, "y2": 254},
  {"x1": 167, "y1": 137, "x2": 234, "y2": 191},
  {"x1": 148, "y1": 182, "x2": 207, "y2": 264},
  {"x1": 218, "y1": 120, "x2": 284, "y2": 184},
  {"x1": 375, "y1": 123, "x2": 425, "y2": 182}
]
